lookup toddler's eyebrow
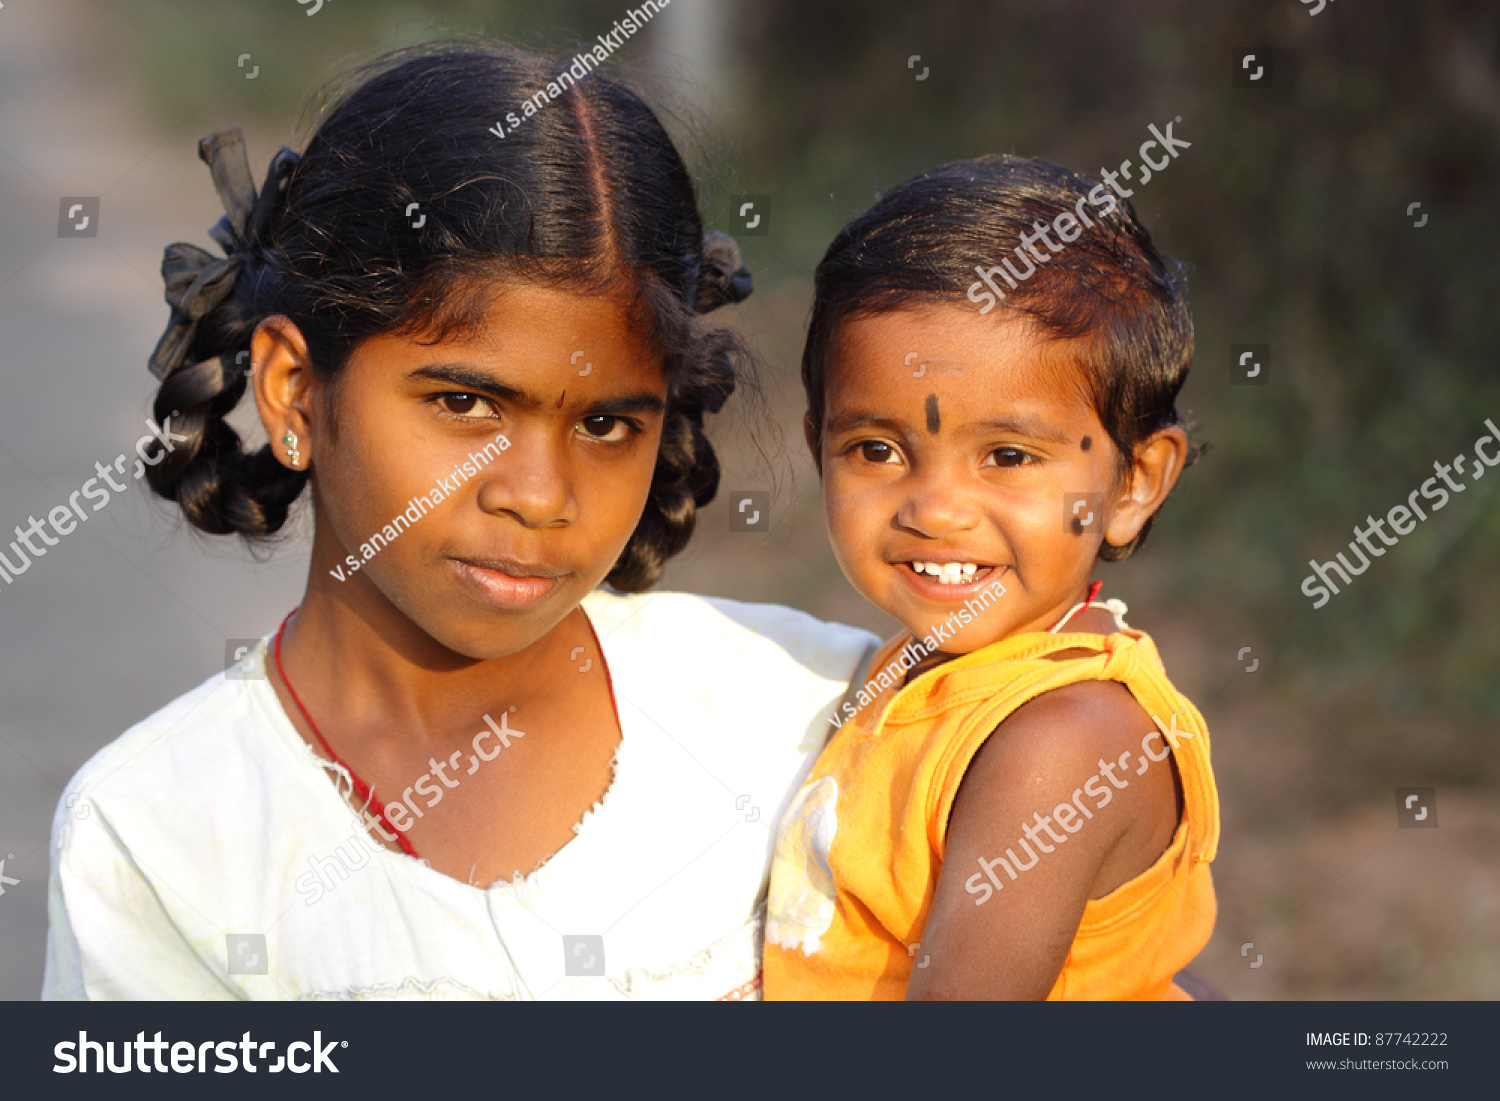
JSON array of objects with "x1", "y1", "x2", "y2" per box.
[
  {"x1": 824, "y1": 411, "x2": 907, "y2": 437},
  {"x1": 970, "y1": 415, "x2": 1074, "y2": 445},
  {"x1": 824, "y1": 409, "x2": 1073, "y2": 446}
]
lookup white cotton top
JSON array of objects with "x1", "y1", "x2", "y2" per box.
[{"x1": 42, "y1": 589, "x2": 877, "y2": 1001}]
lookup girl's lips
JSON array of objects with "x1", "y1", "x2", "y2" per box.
[
  {"x1": 895, "y1": 562, "x2": 1009, "y2": 603},
  {"x1": 449, "y1": 558, "x2": 562, "y2": 610}
]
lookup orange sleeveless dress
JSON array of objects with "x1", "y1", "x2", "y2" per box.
[{"x1": 762, "y1": 624, "x2": 1219, "y2": 1000}]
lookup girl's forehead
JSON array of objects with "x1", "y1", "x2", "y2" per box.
[{"x1": 360, "y1": 283, "x2": 660, "y2": 366}]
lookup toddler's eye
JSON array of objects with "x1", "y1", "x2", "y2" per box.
[
  {"x1": 578, "y1": 415, "x2": 636, "y2": 443},
  {"x1": 437, "y1": 393, "x2": 497, "y2": 419},
  {"x1": 985, "y1": 447, "x2": 1033, "y2": 468},
  {"x1": 857, "y1": 441, "x2": 900, "y2": 464}
]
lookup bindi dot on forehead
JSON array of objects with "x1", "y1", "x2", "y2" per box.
[
  {"x1": 925, "y1": 393, "x2": 940, "y2": 435},
  {"x1": 556, "y1": 390, "x2": 566, "y2": 409},
  {"x1": 1081, "y1": 435, "x2": 1093, "y2": 451}
]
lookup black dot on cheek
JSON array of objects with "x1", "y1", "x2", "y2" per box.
[{"x1": 1081, "y1": 435, "x2": 1093, "y2": 451}]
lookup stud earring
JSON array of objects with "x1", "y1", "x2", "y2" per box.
[{"x1": 283, "y1": 430, "x2": 301, "y2": 468}]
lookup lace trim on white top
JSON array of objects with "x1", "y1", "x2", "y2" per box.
[{"x1": 245, "y1": 632, "x2": 626, "y2": 890}]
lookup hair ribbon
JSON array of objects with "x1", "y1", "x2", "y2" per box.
[{"x1": 146, "y1": 125, "x2": 300, "y2": 381}]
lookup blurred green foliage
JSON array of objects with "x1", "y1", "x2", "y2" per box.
[
  {"x1": 127, "y1": 0, "x2": 1499, "y2": 760},
  {"x1": 729, "y1": 0, "x2": 1500, "y2": 738}
]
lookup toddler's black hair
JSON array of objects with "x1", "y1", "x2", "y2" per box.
[
  {"x1": 801, "y1": 154, "x2": 1197, "y2": 561},
  {"x1": 146, "y1": 39, "x2": 755, "y2": 591}
]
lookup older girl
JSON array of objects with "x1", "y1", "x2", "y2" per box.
[{"x1": 44, "y1": 41, "x2": 873, "y2": 1001}]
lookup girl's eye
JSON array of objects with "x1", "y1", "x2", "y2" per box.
[
  {"x1": 985, "y1": 447, "x2": 1034, "y2": 468},
  {"x1": 436, "y1": 393, "x2": 498, "y2": 419},
  {"x1": 578, "y1": 415, "x2": 637, "y2": 443},
  {"x1": 857, "y1": 441, "x2": 900, "y2": 464}
]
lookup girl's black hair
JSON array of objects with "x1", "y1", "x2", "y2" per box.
[
  {"x1": 801, "y1": 154, "x2": 1197, "y2": 561},
  {"x1": 145, "y1": 39, "x2": 756, "y2": 591}
]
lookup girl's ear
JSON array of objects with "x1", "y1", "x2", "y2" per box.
[
  {"x1": 1103, "y1": 425, "x2": 1189, "y2": 550},
  {"x1": 250, "y1": 315, "x2": 318, "y2": 471},
  {"x1": 803, "y1": 410, "x2": 823, "y2": 473}
]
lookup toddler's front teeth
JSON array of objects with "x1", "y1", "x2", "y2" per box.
[{"x1": 912, "y1": 561, "x2": 983, "y2": 585}]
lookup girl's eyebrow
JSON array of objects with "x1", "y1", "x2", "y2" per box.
[
  {"x1": 409, "y1": 364, "x2": 665, "y2": 416},
  {"x1": 410, "y1": 363, "x2": 535, "y2": 406},
  {"x1": 586, "y1": 394, "x2": 667, "y2": 416}
]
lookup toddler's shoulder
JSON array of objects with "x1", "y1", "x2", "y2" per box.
[{"x1": 995, "y1": 678, "x2": 1154, "y2": 765}]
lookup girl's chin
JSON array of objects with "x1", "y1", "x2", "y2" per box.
[
  {"x1": 375, "y1": 591, "x2": 572, "y2": 662},
  {"x1": 420, "y1": 620, "x2": 560, "y2": 663}
]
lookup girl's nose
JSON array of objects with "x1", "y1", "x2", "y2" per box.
[{"x1": 473, "y1": 427, "x2": 577, "y2": 528}]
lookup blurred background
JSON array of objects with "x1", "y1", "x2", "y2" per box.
[{"x1": 0, "y1": 0, "x2": 1496, "y2": 999}]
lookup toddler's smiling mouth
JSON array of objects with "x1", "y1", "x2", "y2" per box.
[
  {"x1": 908, "y1": 560, "x2": 993, "y2": 585},
  {"x1": 896, "y1": 559, "x2": 1009, "y2": 596}
]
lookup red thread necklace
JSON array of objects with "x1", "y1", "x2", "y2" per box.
[
  {"x1": 1047, "y1": 579, "x2": 1106, "y2": 632},
  {"x1": 271, "y1": 608, "x2": 623, "y2": 865},
  {"x1": 273, "y1": 609, "x2": 421, "y2": 859}
]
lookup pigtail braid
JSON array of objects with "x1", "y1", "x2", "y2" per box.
[
  {"x1": 146, "y1": 341, "x2": 307, "y2": 536},
  {"x1": 605, "y1": 232, "x2": 751, "y2": 591},
  {"x1": 143, "y1": 128, "x2": 306, "y2": 537}
]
